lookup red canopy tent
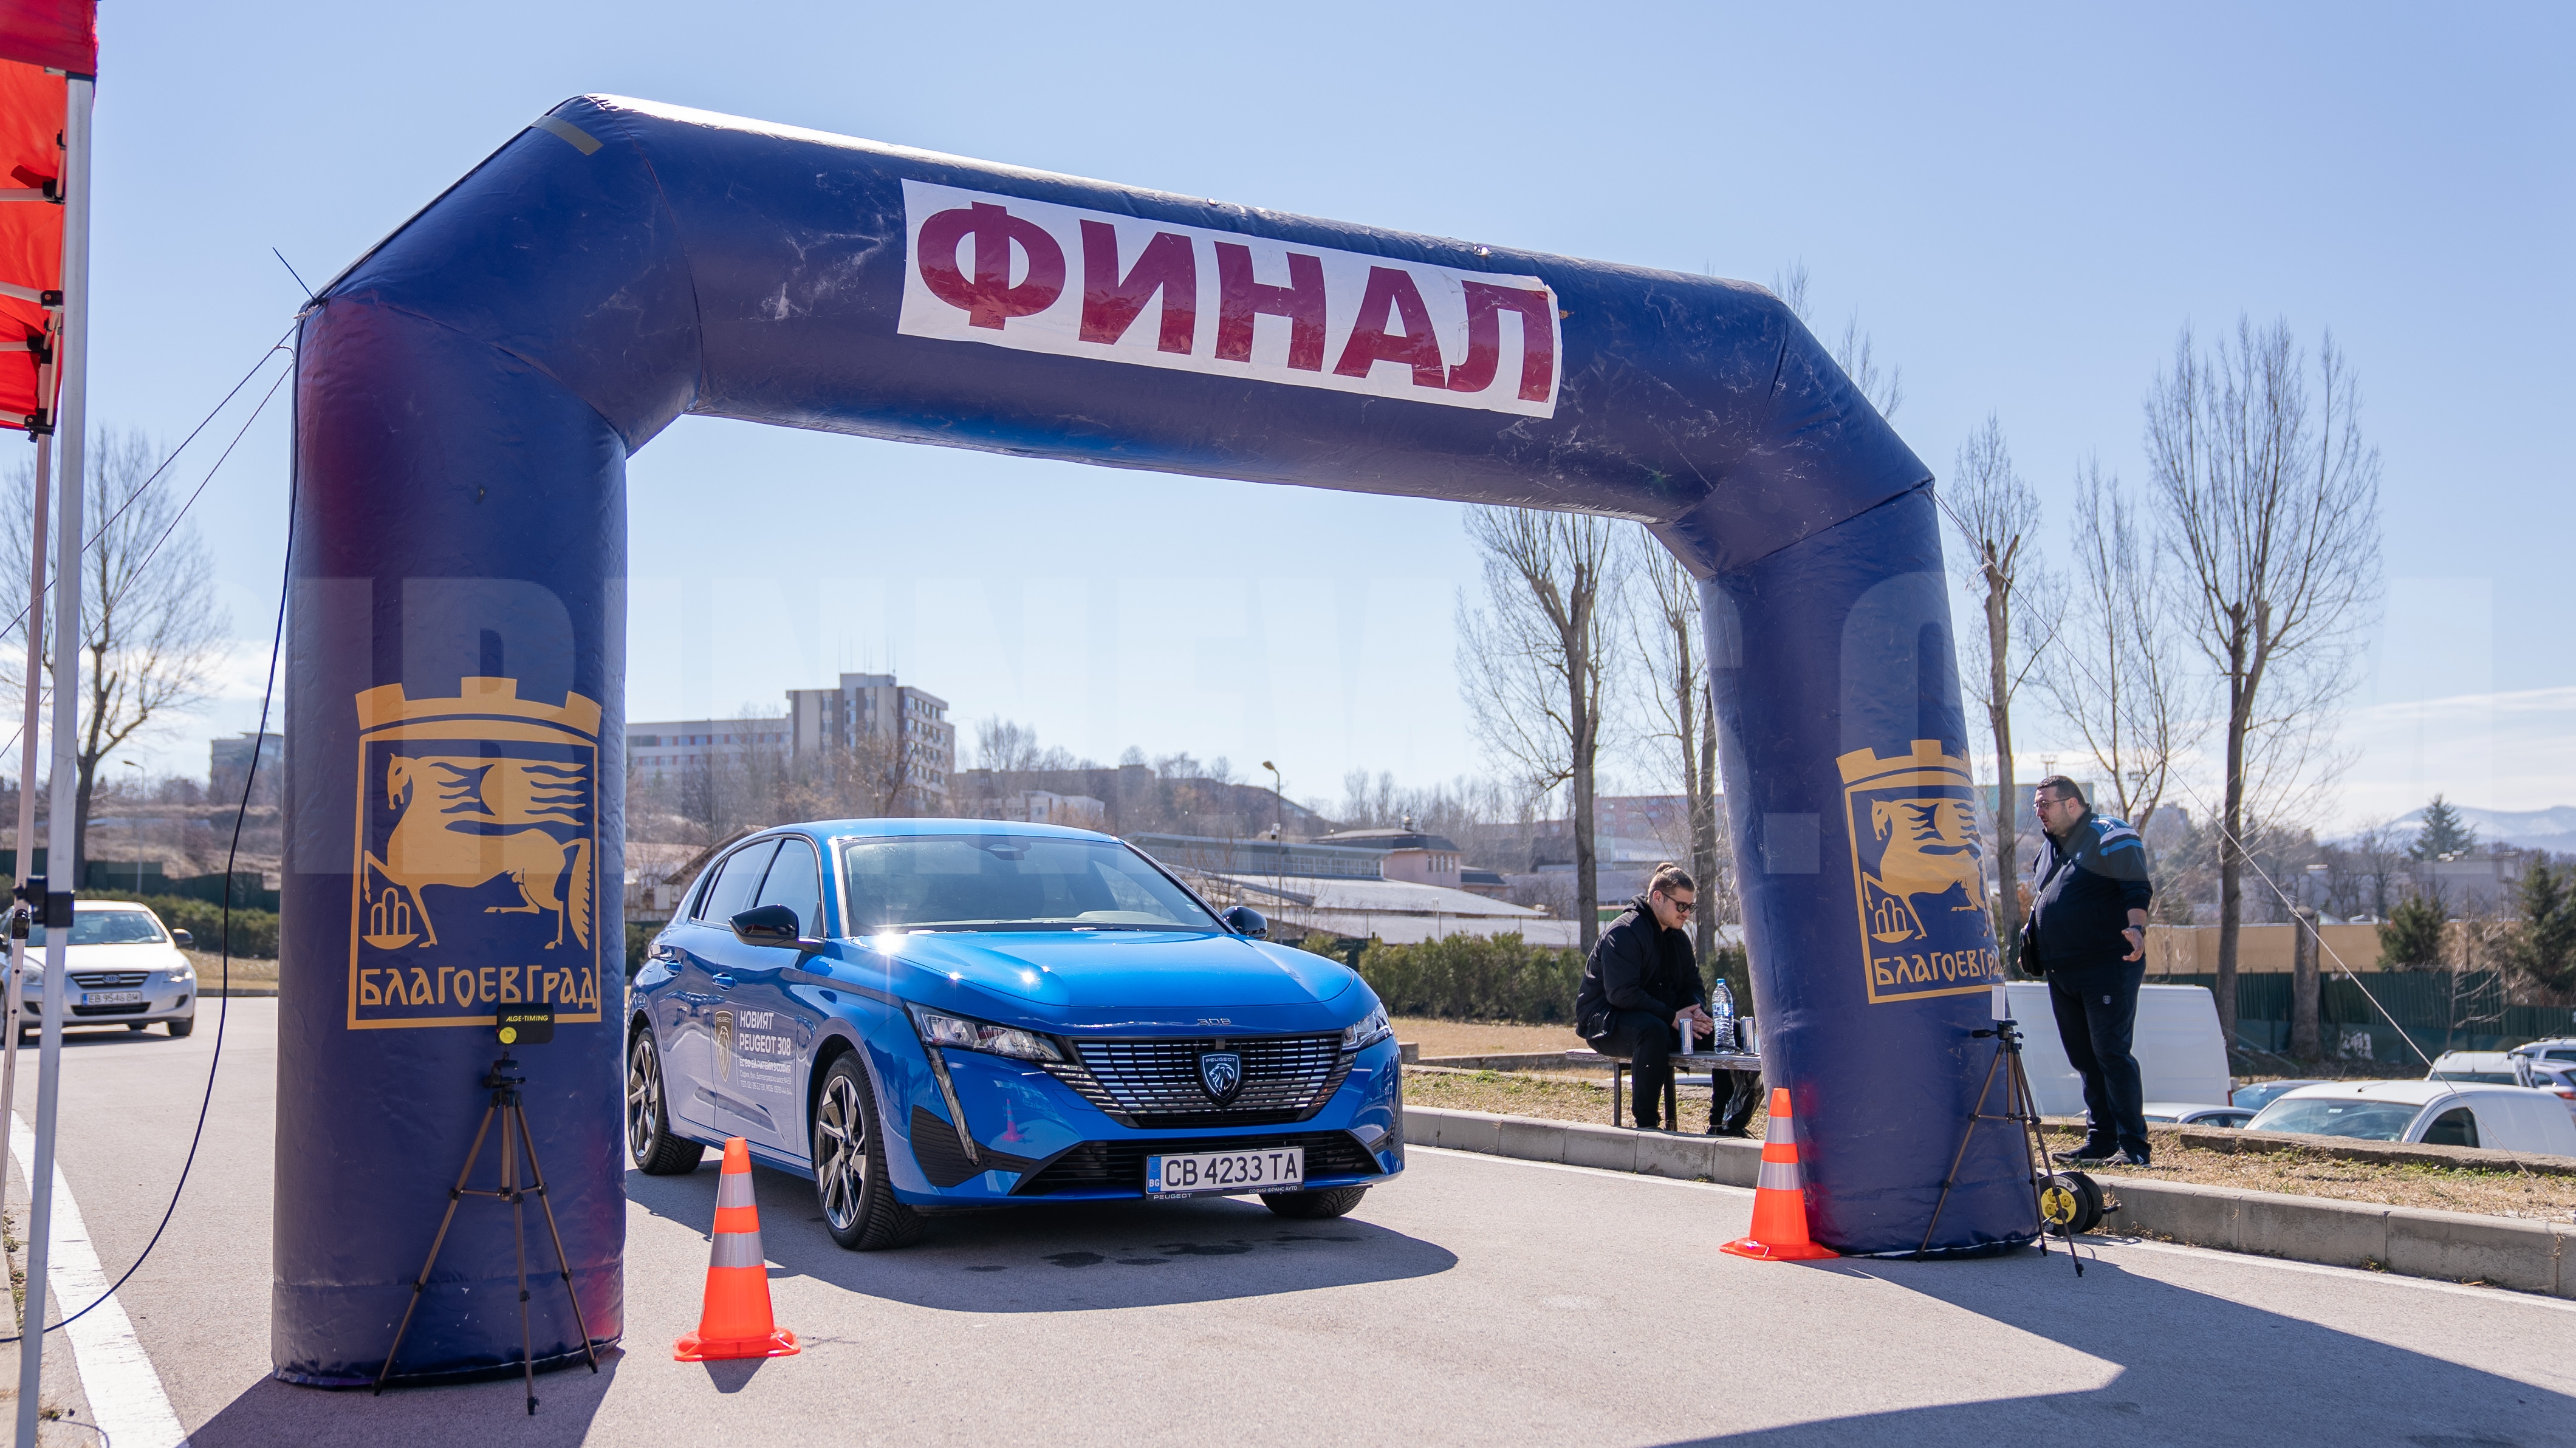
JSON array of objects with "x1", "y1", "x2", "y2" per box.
[{"x1": 0, "y1": 0, "x2": 91, "y2": 432}]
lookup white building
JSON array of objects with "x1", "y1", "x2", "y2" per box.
[
  {"x1": 624, "y1": 718, "x2": 791, "y2": 781},
  {"x1": 785, "y1": 673, "x2": 954, "y2": 797}
]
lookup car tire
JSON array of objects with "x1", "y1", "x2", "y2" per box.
[
  {"x1": 1260, "y1": 1185, "x2": 1369, "y2": 1220},
  {"x1": 626, "y1": 1030, "x2": 705, "y2": 1175},
  {"x1": 812, "y1": 1053, "x2": 922, "y2": 1251},
  {"x1": 164, "y1": 1018, "x2": 193, "y2": 1039}
]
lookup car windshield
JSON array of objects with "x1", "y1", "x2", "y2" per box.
[
  {"x1": 2230, "y1": 1081, "x2": 2315, "y2": 1112},
  {"x1": 2430, "y1": 1071, "x2": 2519, "y2": 1085},
  {"x1": 840, "y1": 835, "x2": 1221, "y2": 932},
  {"x1": 27, "y1": 911, "x2": 168, "y2": 947},
  {"x1": 2248, "y1": 1098, "x2": 2424, "y2": 1141}
]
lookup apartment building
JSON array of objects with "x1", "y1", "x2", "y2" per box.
[
  {"x1": 786, "y1": 672, "x2": 955, "y2": 797},
  {"x1": 625, "y1": 718, "x2": 792, "y2": 780}
]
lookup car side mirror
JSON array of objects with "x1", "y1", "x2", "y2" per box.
[
  {"x1": 169, "y1": 929, "x2": 193, "y2": 949},
  {"x1": 731, "y1": 904, "x2": 821, "y2": 951},
  {"x1": 1219, "y1": 905, "x2": 1267, "y2": 940}
]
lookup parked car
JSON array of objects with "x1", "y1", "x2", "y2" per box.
[
  {"x1": 2508, "y1": 1037, "x2": 2576, "y2": 1070},
  {"x1": 2521, "y1": 1062, "x2": 2576, "y2": 1119},
  {"x1": 2426, "y1": 1050, "x2": 2526, "y2": 1085},
  {"x1": 19, "y1": 900, "x2": 198, "y2": 1040},
  {"x1": 2140, "y1": 1102, "x2": 2254, "y2": 1129},
  {"x1": 2246, "y1": 1081, "x2": 2576, "y2": 1154},
  {"x1": 627, "y1": 821, "x2": 1404, "y2": 1251},
  {"x1": 2229, "y1": 1079, "x2": 2326, "y2": 1113}
]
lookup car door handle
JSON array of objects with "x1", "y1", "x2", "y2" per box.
[{"x1": 711, "y1": 974, "x2": 737, "y2": 989}]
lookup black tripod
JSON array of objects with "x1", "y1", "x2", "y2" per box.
[
  {"x1": 374, "y1": 1050, "x2": 600, "y2": 1412},
  {"x1": 1914, "y1": 1012, "x2": 2086, "y2": 1275}
]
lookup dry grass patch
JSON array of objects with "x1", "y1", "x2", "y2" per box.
[
  {"x1": 1403, "y1": 1065, "x2": 1766, "y2": 1137},
  {"x1": 1393, "y1": 1016, "x2": 1585, "y2": 1059},
  {"x1": 182, "y1": 949, "x2": 275, "y2": 984}
]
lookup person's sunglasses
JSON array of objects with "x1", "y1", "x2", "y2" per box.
[{"x1": 1661, "y1": 895, "x2": 1696, "y2": 915}]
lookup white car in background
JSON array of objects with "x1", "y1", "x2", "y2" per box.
[
  {"x1": 20, "y1": 901, "x2": 198, "y2": 1040},
  {"x1": 2247, "y1": 1080, "x2": 2576, "y2": 1155}
]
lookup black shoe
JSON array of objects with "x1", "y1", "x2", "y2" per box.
[{"x1": 2052, "y1": 1144, "x2": 2116, "y2": 1165}]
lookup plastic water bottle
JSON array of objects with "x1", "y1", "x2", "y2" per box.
[{"x1": 1710, "y1": 978, "x2": 1735, "y2": 1051}]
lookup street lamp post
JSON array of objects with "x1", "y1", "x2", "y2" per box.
[{"x1": 1261, "y1": 761, "x2": 1283, "y2": 841}]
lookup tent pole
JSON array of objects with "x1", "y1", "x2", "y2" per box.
[
  {"x1": 16, "y1": 72, "x2": 89, "y2": 1448},
  {"x1": 0, "y1": 425, "x2": 50, "y2": 1258}
]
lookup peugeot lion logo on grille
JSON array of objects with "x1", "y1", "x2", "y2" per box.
[{"x1": 1197, "y1": 1050, "x2": 1244, "y2": 1105}]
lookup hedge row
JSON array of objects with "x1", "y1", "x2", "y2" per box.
[
  {"x1": 115, "y1": 893, "x2": 279, "y2": 960},
  {"x1": 1315, "y1": 931, "x2": 1752, "y2": 1025}
]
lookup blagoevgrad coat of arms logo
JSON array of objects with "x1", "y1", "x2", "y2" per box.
[
  {"x1": 346, "y1": 676, "x2": 603, "y2": 1030},
  {"x1": 1837, "y1": 739, "x2": 2001, "y2": 1005}
]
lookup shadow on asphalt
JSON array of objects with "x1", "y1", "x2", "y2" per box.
[
  {"x1": 182, "y1": 1352, "x2": 625, "y2": 1446},
  {"x1": 1656, "y1": 1250, "x2": 2575, "y2": 1446},
  {"x1": 629, "y1": 1159, "x2": 1459, "y2": 1313}
]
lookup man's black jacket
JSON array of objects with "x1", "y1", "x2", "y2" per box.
[
  {"x1": 2021, "y1": 810, "x2": 2156, "y2": 971},
  {"x1": 1576, "y1": 894, "x2": 1704, "y2": 1040}
]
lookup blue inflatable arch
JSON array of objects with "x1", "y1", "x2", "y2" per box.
[{"x1": 282, "y1": 95, "x2": 2026, "y2": 1382}]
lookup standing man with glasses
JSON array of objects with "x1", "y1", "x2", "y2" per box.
[
  {"x1": 2020, "y1": 776, "x2": 2157, "y2": 1167},
  {"x1": 1576, "y1": 864, "x2": 1716, "y2": 1132}
]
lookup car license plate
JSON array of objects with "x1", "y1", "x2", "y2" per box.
[
  {"x1": 82, "y1": 991, "x2": 143, "y2": 1006},
  {"x1": 1145, "y1": 1146, "x2": 1303, "y2": 1198}
]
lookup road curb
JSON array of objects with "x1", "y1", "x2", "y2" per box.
[{"x1": 1403, "y1": 1104, "x2": 2576, "y2": 1294}]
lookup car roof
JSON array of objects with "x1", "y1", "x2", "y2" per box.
[
  {"x1": 2512, "y1": 1039, "x2": 2576, "y2": 1053},
  {"x1": 770, "y1": 818, "x2": 1117, "y2": 844},
  {"x1": 2142, "y1": 1101, "x2": 2236, "y2": 1114},
  {"x1": 2429, "y1": 1051, "x2": 2516, "y2": 1070},
  {"x1": 2275, "y1": 1080, "x2": 2534, "y2": 1107},
  {"x1": 70, "y1": 900, "x2": 153, "y2": 912}
]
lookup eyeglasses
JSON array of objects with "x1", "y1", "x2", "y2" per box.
[{"x1": 1659, "y1": 894, "x2": 1696, "y2": 915}]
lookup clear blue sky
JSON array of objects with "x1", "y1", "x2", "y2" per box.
[{"x1": 72, "y1": 1, "x2": 2574, "y2": 821}]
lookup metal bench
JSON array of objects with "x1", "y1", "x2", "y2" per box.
[{"x1": 1566, "y1": 1023, "x2": 1761, "y2": 1130}]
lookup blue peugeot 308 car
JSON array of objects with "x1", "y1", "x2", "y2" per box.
[{"x1": 627, "y1": 820, "x2": 1403, "y2": 1248}]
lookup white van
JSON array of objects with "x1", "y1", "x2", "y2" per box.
[
  {"x1": 2248, "y1": 1081, "x2": 2576, "y2": 1156},
  {"x1": 2005, "y1": 982, "x2": 2230, "y2": 1117}
]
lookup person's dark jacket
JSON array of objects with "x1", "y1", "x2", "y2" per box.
[
  {"x1": 2021, "y1": 810, "x2": 2154, "y2": 971},
  {"x1": 1576, "y1": 895, "x2": 1704, "y2": 1040}
]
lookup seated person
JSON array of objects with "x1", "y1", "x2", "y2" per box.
[{"x1": 1574, "y1": 864, "x2": 1714, "y2": 1132}]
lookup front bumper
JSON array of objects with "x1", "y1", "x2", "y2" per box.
[
  {"x1": 890, "y1": 1036, "x2": 1406, "y2": 1205},
  {"x1": 19, "y1": 979, "x2": 198, "y2": 1028}
]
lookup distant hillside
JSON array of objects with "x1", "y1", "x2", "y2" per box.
[{"x1": 2377, "y1": 803, "x2": 2576, "y2": 855}]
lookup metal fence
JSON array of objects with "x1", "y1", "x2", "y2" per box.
[{"x1": 2157, "y1": 971, "x2": 2576, "y2": 1061}]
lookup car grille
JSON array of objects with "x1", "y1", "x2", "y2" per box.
[
  {"x1": 70, "y1": 1002, "x2": 148, "y2": 1017},
  {"x1": 1043, "y1": 1033, "x2": 1353, "y2": 1127},
  {"x1": 1012, "y1": 1130, "x2": 1384, "y2": 1196},
  {"x1": 70, "y1": 972, "x2": 148, "y2": 989}
]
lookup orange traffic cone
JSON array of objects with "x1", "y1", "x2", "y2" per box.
[
  {"x1": 1719, "y1": 1088, "x2": 1838, "y2": 1261},
  {"x1": 674, "y1": 1138, "x2": 800, "y2": 1361}
]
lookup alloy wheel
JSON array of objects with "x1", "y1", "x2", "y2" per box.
[
  {"x1": 815, "y1": 1073, "x2": 867, "y2": 1231},
  {"x1": 628, "y1": 1036, "x2": 662, "y2": 1161}
]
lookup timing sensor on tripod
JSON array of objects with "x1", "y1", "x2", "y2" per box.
[{"x1": 497, "y1": 1003, "x2": 555, "y2": 1047}]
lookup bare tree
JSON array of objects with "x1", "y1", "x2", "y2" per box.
[
  {"x1": 3, "y1": 429, "x2": 228, "y2": 878},
  {"x1": 1943, "y1": 414, "x2": 2054, "y2": 974},
  {"x1": 1458, "y1": 506, "x2": 1622, "y2": 949},
  {"x1": 2041, "y1": 458, "x2": 2193, "y2": 838},
  {"x1": 2147, "y1": 318, "x2": 2382, "y2": 1045},
  {"x1": 1625, "y1": 528, "x2": 1722, "y2": 962},
  {"x1": 1772, "y1": 261, "x2": 1903, "y2": 418}
]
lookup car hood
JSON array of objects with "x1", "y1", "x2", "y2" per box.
[
  {"x1": 879, "y1": 929, "x2": 1359, "y2": 1017},
  {"x1": 53, "y1": 943, "x2": 180, "y2": 970}
]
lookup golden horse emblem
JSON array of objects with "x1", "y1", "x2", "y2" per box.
[
  {"x1": 1839, "y1": 740, "x2": 2001, "y2": 1005},
  {"x1": 346, "y1": 677, "x2": 605, "y2": 1031},
  {"x1": 365, "y1": 755, "x2": 593, "y2": 951}
]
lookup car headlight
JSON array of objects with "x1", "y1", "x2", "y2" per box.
[
  {"x1": 1342, "y1": 1002, "x2": 1392, "y2": 1052},
  {"x1": 906, "y1": 1005, "x2": 1067, "y2": 1064}
]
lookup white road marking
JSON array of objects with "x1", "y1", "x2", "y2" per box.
[
  {"x1": 1413, "y1": 1142, "x2": 2576, "y2": 1314},
  {"x1": 9, "y1": 1116, "x2": 189, "y2": 1448}
]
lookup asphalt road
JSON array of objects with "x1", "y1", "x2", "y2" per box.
[{"x1": 15, "y1": 998, "x2": 2576, "y2": 1446}]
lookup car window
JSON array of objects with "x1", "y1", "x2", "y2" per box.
[
  {"x1": 755, "y1": 838, "x2": 823, "y2": 936},
  {"x1": 697, "y1": 840, "x2": 779, "y2": 924},
  {"x1": 841, "y1": 835, "x2": 1220, "y2": 932},
  {"x1": 2430, "y1": 1071, "x2": 2519, "y2": 1085},
  {"x1": 27, "y1": 912, "x2": 168, "y2": 948},
  {"x1": 2247, "y1": 1098, "x2": 2422, "y2": 1141},
  {"x1": 2420, "y1": 1106, "x2": 2480, "y2": 1149}
]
